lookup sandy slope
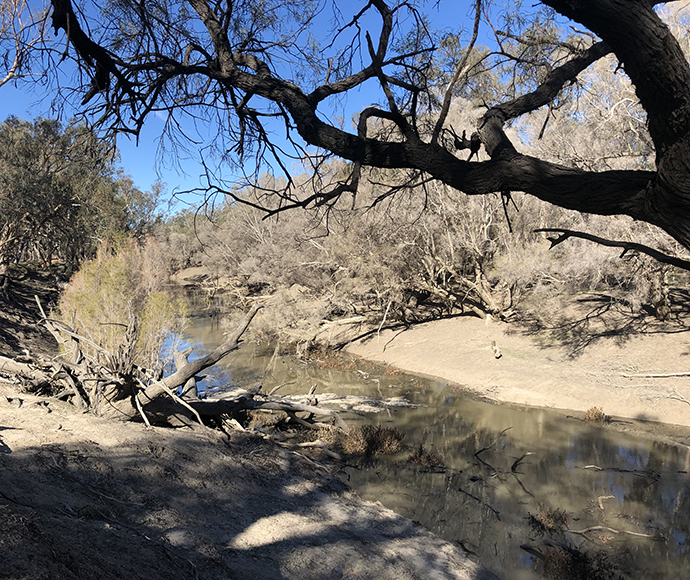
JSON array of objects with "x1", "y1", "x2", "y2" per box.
[
  {"x1": 346, "y1": 314, "x2": 690, "y2": 429},
  {"x1": 0, "y1": 382, "x2": 498, "y2": 580}
]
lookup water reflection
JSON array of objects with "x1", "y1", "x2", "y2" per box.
[{"x1": 182, "y1": 313, "x2": 690, "y2": 580}]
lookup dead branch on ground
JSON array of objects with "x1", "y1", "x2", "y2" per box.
[{"x1": 3, "y1": 300, "x2": 350, "y2": 434}]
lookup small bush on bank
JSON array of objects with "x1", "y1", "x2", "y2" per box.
[
  {"x1": 583, "y1": 407, "x2": 610, "y2": 423},
  {"x1": 57, "y1": 237, "x2": 187, "y2": 371}
]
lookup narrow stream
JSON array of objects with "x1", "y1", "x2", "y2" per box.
[{"x1": 180, "y1": 311, "x2": 690, "y2": 580}]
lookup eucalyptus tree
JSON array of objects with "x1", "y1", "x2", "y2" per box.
[
  {"x1": 43, "y1": 0, "x2": 690, "y2": 262},
  {"x1": 0, "y1": 116, "x2": 159, "y2": 295}
]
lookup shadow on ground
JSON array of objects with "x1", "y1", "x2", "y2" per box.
[
  {"x1": 518, "y1": 290, "x2": 690, "y2": 357},
  {"x1": 0, "y1": 397, "x2": 497, "y2": 580},
  {"x1": 0, "y1": 265, "x2": 61, "y2": 358}
]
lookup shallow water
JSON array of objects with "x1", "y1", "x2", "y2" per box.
[{"x1": 181, "y1": 312, "x2": 690, "y2": 580}]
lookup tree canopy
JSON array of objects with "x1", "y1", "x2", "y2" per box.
[
  {"x1": 0, "y1": 116, "x2": 163, "y2": 295},
  {"x1": 39, "y1": 0, "x2": 690, "y2": 254}
]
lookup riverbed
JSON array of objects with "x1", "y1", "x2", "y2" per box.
[{"x1": 181, "y1": 312, "x2": 690, "y2": 579}]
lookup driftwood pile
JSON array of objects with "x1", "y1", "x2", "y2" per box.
[{"x1": 0, "y1": 301, "x2": 349, "y2": 432}]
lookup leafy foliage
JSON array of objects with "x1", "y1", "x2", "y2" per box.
[
  {"x1": 0, "y1": 116, "x2": 164, "y2": 296},
  {"x1": 57, "y1": 238, "x2": 187, "y2": 372}
]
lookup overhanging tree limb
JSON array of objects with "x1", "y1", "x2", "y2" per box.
[
  {"x1": 536, "y1": 228, "x2": 690, "y2": 271},
  {"x1": 44, "y1": 0, "x2": 690, "y2": 251}
]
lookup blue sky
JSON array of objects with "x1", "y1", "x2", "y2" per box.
[
  {"x1": 0, "y1": 80, "x2": 206, "y2": 208},
  {"x1": 0, "y1": 1, "x2": 494, "y2": 213}
]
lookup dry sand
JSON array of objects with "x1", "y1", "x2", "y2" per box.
[
  {"x1": 346, "y1": 314, "x2": 690, "y2": 429},
  {"x1": 0, "y1": 382, "x2": 499, "y2": 580}
]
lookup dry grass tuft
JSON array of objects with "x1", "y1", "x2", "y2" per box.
[
  {"x1": 316, "y1": 425, "x2": 344, "y2": 448},
  {"x1": 407, "y1": 444, "x2": 444, "y2": 467},
  {"x1": 538, "y1": 545, "x2": 620, "y2": 580},
  {"x1": 246, "y1": 410, "x2": 283, "y2": 431},
  {"x1": 342, "y1": 425, "x2": 404, "y2": 456},
  {"x1": 528, "y1": 506, "x2": 569, "y2": 534},
  {"x1": 584, "y1": 407, "x2": 610, "y2": 423}
]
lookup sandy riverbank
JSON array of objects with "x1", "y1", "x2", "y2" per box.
[
  {"x1": 3, "y1": 265, "x2": 690, "y2": 579},
  {"x1": 0, "y1": 267, "x2": 503, "y2": 580},
  {"x1": 346, "y1": 313, "x2": 690, "y2": 430},
  {"x1": 0, "y1": 381, "x2": 499, "y2": 580}
]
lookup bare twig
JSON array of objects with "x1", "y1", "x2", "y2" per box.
[
  {"x1": 566, "y1": 525, "x2": 662, "y2": 540},
  {"x1": 276, "y1": 439, "x2": 342, "y2": 460},
  {"x1": 622, "y1": 371, "x2": 690, "y2": 378},
  {"x1": 474, "y1": 427, "x2": 512, "y2": 457},
  {"x1": 598, "y1": 495, "x2": 615, "y2": 510},
  {"x1": 432, "y1": 0, "x2": 482, "y2": 144},
  {"x1": 377, "y1": 299, "x2": 392, "y2": 341},
  {"x1": 268, "y1": 381, "x2": 295, "y2": 396},
  {"x1": 457, "y1": 485, "x2": 501, "y2": 520},
  {"x1": 510, "y1": 451, "x2": 533, "y2": 473},
  {"x1": 134, "y1": 378, "x2": 152, "y2": 428}
]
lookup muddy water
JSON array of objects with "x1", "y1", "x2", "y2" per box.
[{"x1": 181, "y1": 313, "x2": 690, "y2": 580}]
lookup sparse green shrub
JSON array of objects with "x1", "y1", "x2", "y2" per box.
[{"x1": 57, "y1": 237, "x2": 187, "y2": 371}]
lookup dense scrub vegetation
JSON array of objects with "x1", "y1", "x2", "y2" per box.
[
  {"x1": 2, "y1": 3, "x2": 690, "y2": 359},
  {"x1": 156, "y1": 168, "x2": 688, "y2": 348},
  {"x1": 0, "y1": 115, "x2": 175, "y2": 371},
  {"x1": 142, "y1": 5, "x2": 690, "y2": 348},
  {"x1": 57, "y1": 238, "x2": 187, "y2": 374}
]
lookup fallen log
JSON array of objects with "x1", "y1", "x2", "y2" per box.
[
  {"x1": 280, "y1": 392, "x2": 419, "y2": 414},
  {"x1": 97, "y1": 304, "x2": 263, "y2": 421},
  {"x1": 175, "y1": 347, "x2": 199, "y2": 400},
  {"x1": 0, "y1": 355, "x2": 49, "y2": 379},
  {"x1": 0, "y1": 355, "x2": 53, "y2": 390},
  {"x1": 144, "y1": 392, "x2": 349, "y2": 432},
  {"x1": 145, "y1": 304, "x2": 261, "y2": 400},
  {"x1": 11, "y1": 302, "x2": 353, "y2": 433}
]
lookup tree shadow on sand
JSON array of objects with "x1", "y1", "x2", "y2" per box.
[
  {"x1": 517, "y1": 290, "x2": 690, "y2": 357},
  {"x1": 0, "y1": 417, "x2": 497, "y2": 580}
]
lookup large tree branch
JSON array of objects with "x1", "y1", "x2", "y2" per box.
[
  {"x1": 542, "y1": 0, "x2": 690, "y2": 155},
  {"x1": 494, "y1": 40, "x2": 612, "y2": 123},
  {"x1": 140, "y1": 304, "x2": 261, "y2": 403},
  {"x1": 117, "y1": 52, "x2": 659, "y2": 227},
  {"x1": 46, "y1": 0, "x2": 690, "y2": 251},
  {"x1": 477, "y1": 40, "x2": 612, "y2": 159},
  {"x1": 537, "y1": 0, "x2": 690, "y2": 247}
]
